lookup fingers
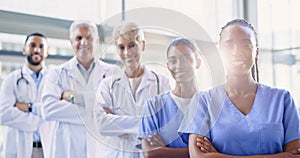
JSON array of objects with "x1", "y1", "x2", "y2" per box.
[
  {"x1": 196, "y1": 136, "x2": 218, "y2": 153},
  {"x1": 61, "y1": 90, "x2": 75, "y2": 102},
  {"x1": 290, "y1": 148, "x2": 300, "y2": 155},
  {"x1": 146, "y1": 132, "x2": 166, "y2": 147},
  {"x1": 103, "y1": 107, "x2": 113, "y2": 114},
  {"x1": 15, "y1": 102, "x2": 30, "y2": 112}
]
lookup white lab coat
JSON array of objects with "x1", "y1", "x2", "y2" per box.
[
  {"x1": 96, "y1": 66, "x2": 171, "y2": 158},
  {"x1": 41, "y1": 57, "x2": 120, "y2": 158},
  {"x1": 0, "y1": 65, "x2": 53, "y2": 158}
]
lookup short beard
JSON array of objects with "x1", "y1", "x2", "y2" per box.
[{"x1": 27, "y1": 55, "x2": 41, "y2": 66}]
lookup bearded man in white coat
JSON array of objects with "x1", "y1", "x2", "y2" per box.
[{"x1": 0, "y1": 32, "x2": 50, "y2": 158}]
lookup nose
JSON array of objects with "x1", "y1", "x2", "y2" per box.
[
  {"x1": 232, "y1": 44, "x2": 238, "y2": 55},
  {"x1": 123, "y1": 47, "x2": 129, "y2": 56},
  {"x1": 34, "y1": 46, "x2": 41, "y2": 52},
  {"x1": 175, "y1": 59, "x2": 182, "y2": 69},
  {"x1": 80, "y1": 38, "x2": 88, "y2": 45}
]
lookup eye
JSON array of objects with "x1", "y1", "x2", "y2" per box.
[
  {"x1": 86, "y1": 35, "x2": 93, "y2": 40},
  {"x1": 168, "y1": 58, "x2": 177, "y2": 65},
  {"x1": 224, "y1": 43, "x2": 233, "y2": 48},
  {"x1": 118, "y1": 45, "x2": 125, "y2": 51},
  {"x1": 39, "y1": 44, "x2": 44, "y2": 49},
  {"x1": 29, "y1": 43, "x2": 36, "y2": 48},
  {"x1": 75, "y1": 36, "x2": 82, "y2": 41},
  {"x1": 244, "y1": 44, "x2": 253, "y2": 48},
  {"x1": 129, "y1": 43, "x2": 136, "y2": 49}
]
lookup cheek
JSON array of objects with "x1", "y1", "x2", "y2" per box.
[
  {"x1": 88, "y1": 40, "x2": 94, "y2": 46},
  {"x1": 72, "y1": 42, "x2": 79, "y2": 48},
  {"x1": 117, "y1": 51, "x2": 124, "y2": 58},
  {"x1": 167, "y1": 64, "x2": 176, "y2": 73}
]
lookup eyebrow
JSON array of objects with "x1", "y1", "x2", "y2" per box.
[{"x1": 241, "y1": 39, "x2": 252, "y2": 42}]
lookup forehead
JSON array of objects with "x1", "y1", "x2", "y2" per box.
[
  {"x1": 168, "y1": 44, "x2": 195, "y2": 57},
  {"x1": 221, "y1": 24, "x2": 255, "y2": 42},
  {"x1": 115, "y1": 35, "x2": 137, "y2": 45},
  {"x1": 72, "y1": 26, "x2": 94, "y2": 36},
  {"x1": 26, "y1": 36, "x2": 47, "y2": 45}
]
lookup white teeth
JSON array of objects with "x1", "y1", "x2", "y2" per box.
[
  {"x1": 231, "y1": 61, "x2": 244, "y2": 65},
  {"x1": 80, "y1": 47, "x2": 89, "y2": 50}
]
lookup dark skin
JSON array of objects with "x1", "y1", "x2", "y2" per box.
[
  {"x1": 189, "y1": 23, "x2": 300, "y2": 158},
  {"x1": 192, "y1": 135, "x2": 300, "y2": 158},
  {"x1": 141, "y1": 43, "x2": 201, "y2": 158}
]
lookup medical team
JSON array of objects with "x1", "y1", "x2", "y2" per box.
[{"x1": 0, "y1": 19, "x2": 299, "y2": 158}]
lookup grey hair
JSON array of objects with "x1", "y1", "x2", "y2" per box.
[{"x1": 69, "y1": 20, "x2": 99, "y2": 40}]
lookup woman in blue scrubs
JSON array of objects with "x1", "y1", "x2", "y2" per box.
[
  {"x1": 139, "y1": 38, "x2": 201, "y2": 158},
  {"x1": 178, "y1": 19, "x2": 300, "y2": 157}
]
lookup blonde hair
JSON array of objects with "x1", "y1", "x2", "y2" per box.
[{"x1": 113, "y1": 21, "x2": 144, "y2": 43}]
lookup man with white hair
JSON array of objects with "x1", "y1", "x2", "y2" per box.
[{"x1": 42, "y1": 20, "x2": 119, "y2": 158}]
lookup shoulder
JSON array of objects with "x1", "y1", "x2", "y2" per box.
[
  {"x1": 144, "y1": 92, "x2": 171, "y2": 113},
  {"x1": 3, "y1": 68, "x2": 22, "y2": 81},
  {"x1": 144, "y1": 67, "x2": 169, "y2": 82},
  {"x1": 190, "y1": 85, "x2": 226, "y2": 109},
  {"x1": 98, "y1": 74, "x2": 123, "y2": 89},
  {"x1": 258, "y1": 83, "x2": 290, "y2": 97},
  {"x1": 148, "y1": 92, "x2": 171, "y2": 104},
  {"x1": 194, "y1": 85, "x2": 224, "y2": 99},
  {"x1": 98, "y1": 59, "x2": 120, "y2": 70}
]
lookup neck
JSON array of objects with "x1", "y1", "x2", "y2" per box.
[
  {"x1": 225, "y1": 74, "x2": 257, "y2": 95},
  {"x1": 172, "y1": 79, "x2": 198, "y2": 98},
  {"x1": 125, "y1": 65, "x2": 144, "y2": 78},
  {"x1": 77, "y1": 58, "x2": 94, "y2": 70},
  {"x1": 27, "y1": 62, "x2": 44, "y2": 75}
]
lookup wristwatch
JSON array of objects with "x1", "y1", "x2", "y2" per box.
[
  {"x1": 28, "y1": 103, "x2": 32, "y2": 112},
  {"x1": 70, "y1": 93, "x2": 75, "y2": 104}
]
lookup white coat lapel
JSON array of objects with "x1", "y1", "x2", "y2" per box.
[
  {"x1": 19, "y1": 66, "x2": 35, "y2": 102},
  {"x1": 135, "y1": 67, "x2": 157, "y2": 99}
]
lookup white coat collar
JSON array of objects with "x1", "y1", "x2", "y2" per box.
[
  {"x1": 118, "y1": 66, "x2": 158, "y2": 94},
  {"x1": 60, "y1": 57, "x2": 110, "y2": 86}
]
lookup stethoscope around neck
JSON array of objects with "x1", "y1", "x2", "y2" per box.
[
  {"x1": 109, "y1": 71, "x2": 160, "y2": 113},
  {"x1": 16, "y1": 68, "x2": 29, "y2": 86}
]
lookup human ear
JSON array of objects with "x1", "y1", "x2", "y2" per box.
[
  {"x1": 195, "y1": 53, "x2": 201, "y2": 69},
  {"x1": 141, "y1": 40, "x2": 146, "y2": 52},
  {"x1": 22, "y1": 47, "x2": 26, "y2": 55}
]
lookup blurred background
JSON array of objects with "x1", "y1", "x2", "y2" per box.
[{"x1": 0, "y1": 0, "x2": 299, "y2": 151}]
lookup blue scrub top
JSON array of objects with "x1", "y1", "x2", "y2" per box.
[
  {"x1": 139, "y1": 92, "x2": 188, "y2": 148},
  {"x1": 178, "y1": 83, "x2": 300, "y2": 156}
]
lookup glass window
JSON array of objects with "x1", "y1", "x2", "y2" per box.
[{"x1": 257, "y1": 0, "x2": 300, "y2": 106}]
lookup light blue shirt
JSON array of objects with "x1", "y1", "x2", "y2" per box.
[
  {"x1": 178, "y1": 83, "x2": 300, "y2": 156},
  {"x1": 27, "y1": 66, "x2": 44, "y2": 142},
  {"x1": 139, "y1": 92, "x2": 188, "y2": 148}
]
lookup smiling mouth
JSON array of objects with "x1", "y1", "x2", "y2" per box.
[
  {"x1": 79, "y1": 47, "x2": 90, "y2": 51},
  {"x1": 124, "y1": 57, "x2": 135, "y2": 61},
  {"x1": 32, "y1": 53, "x2": 41, "y2": 57},
  {"x1": 231, "y1": 61, "x2": 245, "y2": 65}
]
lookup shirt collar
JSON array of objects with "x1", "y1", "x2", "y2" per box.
[{"x1": 25, "y1": 65, "x2": 45, "y2": 79}]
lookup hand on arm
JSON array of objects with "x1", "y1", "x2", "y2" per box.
[
  {"x1": 142, "y1": 133, "x2": 188, "y2": 158},
  {"x1": 190, "y1": 134, "x2": 300, "y2": 158},
  {"x1": 15, "y1": 102, "x2": 30, "y2": 112},
  {"x1": 61, "y1": 90, "x2": 75, "y2": 102},
  {"x1": 284, "y1": 139, "x2": 300, "y2": 155},
  {"x1": 196, "y1": 135, "x2": 218, "y2": 153},
  {"x1": 146, "y1": 132, "x2": 166, "y2": 147},
  {"x1": 103, "y1": 107, "x2": 113, "y2": 114}
]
